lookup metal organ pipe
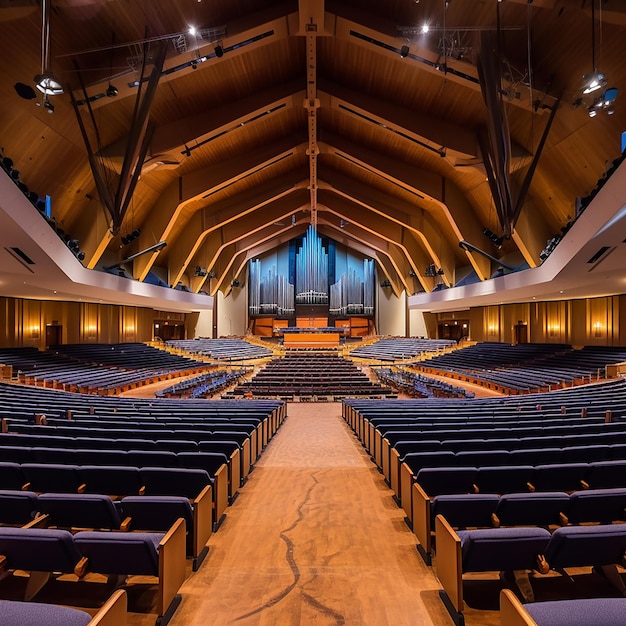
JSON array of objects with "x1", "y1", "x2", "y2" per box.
[
  {"x1": 296, "y1": 226, "x2": 328, "y2": 304},
  {"x1": 250, "y1": 232, "x2": 373, "y2": 317},
  {"x1": 248, "y1": 260, "x2": 295, "y2": 316},
  {"x1": 329, "y1": 260, "x2": 375, "y2": 315}
]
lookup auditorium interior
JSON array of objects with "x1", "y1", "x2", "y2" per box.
[{"x1": 1, "y1": 0, "x2": 626, "y2": 624}]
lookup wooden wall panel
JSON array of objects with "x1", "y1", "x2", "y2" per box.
[
  {"x1": 436, "y1": 296, "x2": 626, "y2": 347},
  {"x1": 0, "y1": 298, "x2": 188, "y2": 347}
]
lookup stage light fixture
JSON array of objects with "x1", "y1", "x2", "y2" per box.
[
  {"x1": 35, "y1": 72, "x2": 64, "y2": 96},
  {"x1": 425, "y1": 264, "x2": 444, "y2": 277},
  {"x1": 400, "y1": 45, "x2": 409, "y2": 58},
  {"x1": 581, "y1": 2, "x2": 609, "y2": 99},
  {"x1": 582, "y1": 71, "x2": 606, "y2": 95},
  {"x1": 34, "y1": 0, "x2": 63, "y2": 96},
  {"x1": 482, "y1": 228, "x2": 504, "y2": 248}
]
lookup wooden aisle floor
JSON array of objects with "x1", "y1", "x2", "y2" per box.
[{"x1": 167, "y1": 402, "x2": 478, "y2": 626}]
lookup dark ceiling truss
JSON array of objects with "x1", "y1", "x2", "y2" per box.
[
  {"x1": 477, "y1": 28, "x2": 560, "y2": 241},
  {"x1": 351, "y1": 29, "x2": 480, "y2": 85},
  {"x1": 71, "y1": 40, "x2": 167, "y2": 236}
]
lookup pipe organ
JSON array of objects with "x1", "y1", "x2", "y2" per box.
[
  {"x1": 329, "y1": 260, "x2": 374, "y2": 316},
  {"x1": 248, "y1": 260, "x2": 295, "y2": 315},
  {"x1": 248, "y1": 227, "x2": 375, "y2": 319},
  {"x1": 295, "y1": 226, "x2": 329, "y2": 305}
]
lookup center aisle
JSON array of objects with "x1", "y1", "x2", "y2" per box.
[{"x1": 170, "y1": 402, "x2": 455, "y2": 625}]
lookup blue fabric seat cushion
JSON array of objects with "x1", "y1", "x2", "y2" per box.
[
  {"x1": 526, "y1": 597, "x2": 626, "y2": 626},
  {"x1": 0, "y1": 600, "x2": 91, "y2": 626}
]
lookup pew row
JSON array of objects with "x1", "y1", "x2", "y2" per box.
[
  {"x1": 413, "y1": 484, "x2": 626, "y2": 565},
  {"x1": 0, "y1": 519, "x2": 186, "y2": 626},
  {"x1": 435, "y1": 515, "x2": 626, "y2": 626},
  {"x1": 0, "y1": 462, "x2": 228, "y2": 533},
  {"x1": 31, "y1": 487, "x2": 212, "y2": 571}
]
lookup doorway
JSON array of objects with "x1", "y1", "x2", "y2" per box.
[
  {"x1": 46, "y1": 324, "x2": 62, "y2": 348},
  {"x1": 438, "y1": 320, "x2": 469, "y2": 342},
  {"x1": 514, "y1": 322, "x2": 528, "y2": 344},
  {"x1": 154, "y1": 321, "x2": 185, "y2": 341}
]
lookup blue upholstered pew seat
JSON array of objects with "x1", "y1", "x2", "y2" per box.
[
  {"x1": 0, "y1": 589, "x2": 126, "y2": 626},
  {"x1": 500, "y1": 589, "x2": 626, "y2": 626}
]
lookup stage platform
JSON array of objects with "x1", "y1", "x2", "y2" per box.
[{"x1": 283, "y1": 332, "x2": 341, "y2": 349}]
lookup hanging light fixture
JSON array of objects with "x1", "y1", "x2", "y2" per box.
[
  {"x1": 581, "y1": 0, "x2": 606, "y2": 95},
  {"x1": 34, "y1": 0, "x2": 64, "y2": 96}
]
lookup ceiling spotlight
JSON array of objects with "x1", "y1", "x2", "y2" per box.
[
  {"x1": 483, "y1": 228, "x2": 504, "y2": 248},
  {"x1": 400, "y1": 45, "x2": 409, "y2": 58},
  {"x1": 582, "y1": 71, "x2": 606, "y2": 95},
  {"x1": 106, "y1": 84, "x2": 118, "y2": 97},
  {"x1": 424, "y1": 263, "x2": 445, "y2": 277},
  {"x1": 35, "y1": 0, "x2": 63, "y2": 97},
  {"x1": 215, "y1": 44, "x2": 224, "y2": 58},
  {"x1": 191, "y1": 60, "x2": 198, "y2": 70},
  {"x1": 35, "y1": 71, "x2": 64, "y2": 96},
  {"x1": 421, "y1": 24, "x2": 429, "y2": 34},
  {"x1": 587, "y1": 87, "x2": 618, "y2": 118},
  {"x1": 581, "y1": 3, "x2": 607, "y2": 97}
]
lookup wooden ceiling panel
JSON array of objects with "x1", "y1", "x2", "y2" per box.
[{"x1": 1, "y1": 0, "x2": 624, "y2": 297}]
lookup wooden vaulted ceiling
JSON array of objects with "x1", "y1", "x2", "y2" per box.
[{"x1": 0, "y1": 0, "x2": 625, "y2": 300}]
